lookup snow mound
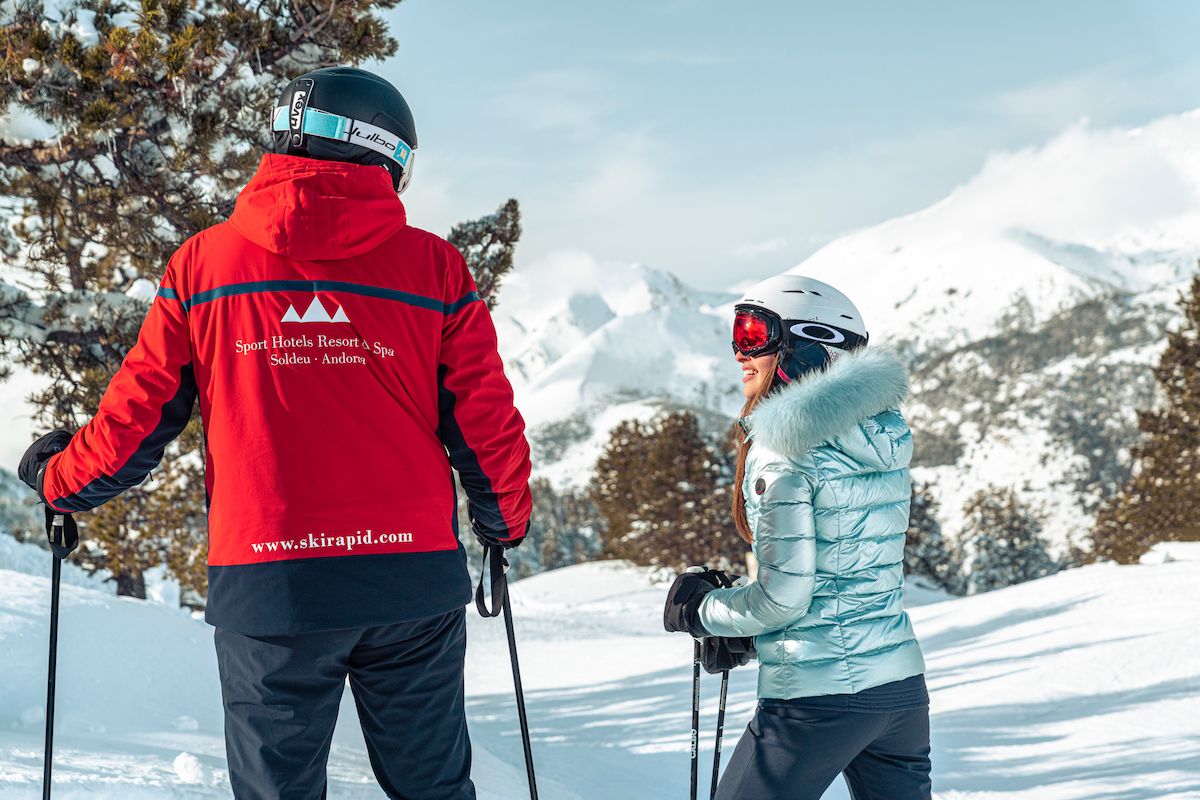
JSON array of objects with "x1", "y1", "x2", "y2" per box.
[
  {"x1": 0, "y1": 531, "x2": 111, "y2": 593},
  {"x1": 1139, "y1": 540, "x2": 1200, "y2": 565},
  {"x1": 171, "y1": 752, "x2": 205, "y2": 784}
]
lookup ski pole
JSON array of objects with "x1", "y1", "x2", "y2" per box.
[
  {"x1": 43, "y1": 511, "x2": 77, "y2": 800},
  {"x1": 690, "y1": 638, "x2": 701, "y2": 800},
  {"x1": 709, "y1": 669, "x2": 729, "y2": 800},
  {"x1": 43, "y1": 543, "x2": 61, "y2": 800},
  {"x1": 475, "y1": 543, "x2": 538, "y2": 800},
  {"x1": 503, "y1": 580, "x2": 538, "y2": 800}
]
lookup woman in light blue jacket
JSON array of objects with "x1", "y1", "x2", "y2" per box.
[{"x1": 664, "y1": 274, "x2": 932, "y2": 800}]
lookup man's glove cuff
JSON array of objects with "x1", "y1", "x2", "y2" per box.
[
  {"x1": 18, "y1": 429, "x2": 73, "y2": 499},
  {"x1": 475, "y1": 533, "x2": 522, "y2": 551},
  {"x1": 473, "y1": 519, "x2": 529, "y2": 551}
]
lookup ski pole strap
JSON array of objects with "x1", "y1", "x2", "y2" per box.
[{"x1": 475, "y1": 543, "x2": 508, "y2": 618}]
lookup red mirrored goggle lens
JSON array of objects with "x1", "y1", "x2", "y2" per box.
[{"x1": 733, "y1": 311, "x2": 773, "y2": 353}]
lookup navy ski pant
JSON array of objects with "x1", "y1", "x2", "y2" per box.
[
  {"x1": 213, "y1": 607, "x2": 474, "y2": 800},
  {"x1": 714, "y1": 701, "x2": 931, "y2": 800}
]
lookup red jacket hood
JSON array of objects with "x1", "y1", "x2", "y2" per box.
[{"x1": 229, "y1": 153, "x2": 407, "y2": 261}]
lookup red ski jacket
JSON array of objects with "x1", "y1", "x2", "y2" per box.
[{"x1": 40, "y1": 153, "x2": 532, "y2": 634}]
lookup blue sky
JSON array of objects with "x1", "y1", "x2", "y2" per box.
[{"x1": 377, "y1": 1, "x2": 1200, "y2": 290}]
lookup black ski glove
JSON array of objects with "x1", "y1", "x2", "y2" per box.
[
  {"x1": 700, "y1": 635, "x2": 756, "y2": 674},
  {"x1": 18, "y1": 429, "x2": 72, "y2": 501},
  {"x1": 663, "y1": 568, "x2": 732, "y2": 637}
]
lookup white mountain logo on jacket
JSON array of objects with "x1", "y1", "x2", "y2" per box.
[{"x1": 282, "y1": 297, "x2": 350, "y2": 324}]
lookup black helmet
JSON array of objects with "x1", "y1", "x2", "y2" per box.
[{"x1": 271, "y1": 66, "x2": 418, "y2": 193}]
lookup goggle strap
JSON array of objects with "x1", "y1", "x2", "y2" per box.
[{"x1": 272, "y1": 105, "x2": 414, "y2": 169}]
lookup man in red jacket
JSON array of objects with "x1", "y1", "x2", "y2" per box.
[{"x1": 19, "y1": 67, "x2": 531, "y2": 799}]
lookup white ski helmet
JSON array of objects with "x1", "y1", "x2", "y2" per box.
[{"x1": 732, "y1": 274, "x2": 868, "y2": 386}]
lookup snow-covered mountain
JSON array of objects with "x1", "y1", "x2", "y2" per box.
[
  {"x1": 787, "y1": 115, "x2": 1200, "y2": 549},
  {"x1": 498, "y1": 111, "x2": 1200, "y2": 552},
  {"x1": 793, "y1": 114, "x2": 1200, "y2": 351},
  {"x1": 494, "y1": 259, "x2": 744, "y2": 483}
]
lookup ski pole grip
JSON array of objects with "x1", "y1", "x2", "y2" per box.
[
  {"x1": 43, "y1": 507, "x2": 78, "y2": 560},
  {"x1": 474, "y1": 543, "x2": 508, "y2": 618}
]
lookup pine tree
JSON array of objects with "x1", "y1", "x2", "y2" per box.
[
  {"x1": 1093, "y1": 274, "x2": 1200, "y2": 563},
  {"x1": 0, "y1": 0, "x2": 402, "y2": 596},
  {"x1": 448, "y1": 199, "x2": 520, "y2": 310},
  {"x1": 591, "y1": 410, "x2": 746, "y2": 571},
  {"x1": 963, "y1": 485, "x2": 1059, "y2": 593},
  {"x1": 529, "y1": 477, "x2": 601, "y2": 572},
  {"x1": 905, "y1": 480, "x2": 964, "y2": 595}
]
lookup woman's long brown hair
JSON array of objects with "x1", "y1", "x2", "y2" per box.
[{"x1": 732, "y1": 354, "x2": 781, "y2": 543}]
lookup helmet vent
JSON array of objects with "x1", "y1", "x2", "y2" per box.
[{"x1": 841, "y1": 314, "x2": 854, "y2": 320}]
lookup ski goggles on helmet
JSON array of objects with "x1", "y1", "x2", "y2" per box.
[
  {"x1": 271, "y1": 103, "x2": 415, "y2": 172},
  {"x1": 733, "y1": 306, "x2": 870, "y2": 357},
  {"x1": 732, "y1": 307, "x2": 784, "y2": 357}
]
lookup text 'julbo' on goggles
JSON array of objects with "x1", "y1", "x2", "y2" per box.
[{"x1": 731, "y1": 308, "x2": 784, "y2": 357}]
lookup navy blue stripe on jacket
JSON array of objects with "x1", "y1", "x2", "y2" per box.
[
  {"x1": 159, "y1": 280, "x2": 480, "y2": 315},
  {"x1": 435, "y1": 364, "x2": 508, "y2": 539}
]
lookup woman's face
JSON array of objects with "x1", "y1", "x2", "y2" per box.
[{"x1": 735, "y1": 350, "x2": 775, "y2": 399}]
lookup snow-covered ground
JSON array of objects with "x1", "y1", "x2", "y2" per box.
[{"x1": 1, "y1": 540, "x2": 1197, "y2": 798}]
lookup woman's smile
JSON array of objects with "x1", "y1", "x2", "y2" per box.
[{"x1": 736, "y1": 351, "x2": 777, "y2": 398}]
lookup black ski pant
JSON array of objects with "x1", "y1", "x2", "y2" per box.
[
  {"x1": 214, "y1": 607, "x2": 474, "y2": 800},
  {"x1": 714, "y1": 701, "x2": 931, "y2": 800}
]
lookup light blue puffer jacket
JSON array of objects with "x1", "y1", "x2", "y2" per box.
[{"x1": 699, "y1": 347, "x2": 925, "y2": 700}]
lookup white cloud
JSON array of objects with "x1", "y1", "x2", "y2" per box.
[
  {"x1": 488, "y1": 69, "x2": 611, "y2": 135},
  {"x1": 980, "y1": 67, "x2": 1120, "y2": 128},
  {"x1": 572, "y1": 131, "x2": 662, "y2": 213},
  {"x1": 731, "y1": 237, "x2": 787, "y2": 259},
  {"x1": 976, "y1": 61, "x2": 1200, "y2": 135},
  {"x1": 943, "y1": 114, "x2": 1200, "y2": 247}
]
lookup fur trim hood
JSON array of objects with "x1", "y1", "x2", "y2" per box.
[{"x1": 748, "y1": 347, "x2": 909, "y2": 458}]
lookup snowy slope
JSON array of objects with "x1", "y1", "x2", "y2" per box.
[
  {"x1": 2, "y1": 537, "x2": 1198, "y2": 798},
  {"x1": 0, "y1": 539, "x2": 571, "y2": 799}
]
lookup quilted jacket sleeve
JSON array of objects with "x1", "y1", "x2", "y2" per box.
[{"x1": 699, "y1": 460, "x2": 817, "y2": 637}]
